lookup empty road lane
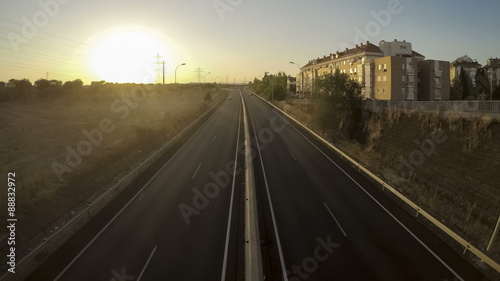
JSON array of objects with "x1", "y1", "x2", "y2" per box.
[
  {"x1": 242, "y1": 90, "x2": 486, "y2": 281},
  {"x1": 27, "y1": 90, "x2": 245, "y2": 281}
]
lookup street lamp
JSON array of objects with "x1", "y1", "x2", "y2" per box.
[
  {"x1": 175, "y1": 63, "x2": 186, "y2": 84},
  {"x1": 204, "y1": 72, "x2": 211, "y2": 83},
  {"x1": 290, "y1": 61, "x2": 302, "y2": 96},
  {"x1": 488, "y1": 68, "x2": 494, "y2": 100}
]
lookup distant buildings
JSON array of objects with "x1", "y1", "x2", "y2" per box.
[
  {"x1": 297, "y1": 39, "x2": 451, "y2": 101},
  {"x1": 484, "y1": 58, "x2": 500, "y2": 89}
]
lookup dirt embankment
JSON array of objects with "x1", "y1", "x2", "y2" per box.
[
  {"x1": 275, "y1": 99, "x2": 500, "y2": 272},
  {"x1": 0, "y1": 84, "x2": 224, "y2": 256}
]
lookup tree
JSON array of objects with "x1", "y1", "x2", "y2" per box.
[
  {"x1": 459, "y1": 67, "x2": 470, "y2": 100},
  {"x1": 314, "y1": 69, "x2": 363, "y2": 141},
  {"x1": 7, "y1": 79, "x2": 32, "y2": 101},
  {"x1": 474, "y1": 68, "x2": 489, "y2": 100},
  {"x1": 63, "y1": 79, "x2": 83, "y2": 94}
]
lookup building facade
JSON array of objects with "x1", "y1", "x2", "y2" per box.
[
  {"x1": 450, "y1": 55, "x2": 481, "y2": 87},
  {"x1": 298, "y1": 39, "x2": 427, "y2": 100},
  {"x1": 484, "y1": 58, "x2": 500, "y2": 89},
  {"x1": 417, "y1": 60, "x2": 451, "y2": 100}
]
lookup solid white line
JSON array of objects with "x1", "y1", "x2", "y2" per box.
[
  {"x1": 53, "y1": 100, "x2": 226, "y2": 281},
  {"x1": 220, "y1": 91, "x2": 242, "y2": 281},
  {"x1": 272, "y1": 111, "x2": 464, "y2": 281},
  {"x1": 212, "y1": 135, "x2": 217, "y2": 142},
  {"x1": 192, "y1": 163, "x2": 202, "y2": 179},
  {"x1": 137, "y1": 246, "x2": 157, "y2": 281},
  {"x1": 246, "y1": 96, "x2": 289, "y2": 281},
  {"x1": 324, "y1": 203, "x2": 347, "y2": 237},
  {"x1": 288, "y1": 149, "x2": 296, "y2": 161}
]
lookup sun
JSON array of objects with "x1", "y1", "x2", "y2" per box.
[{"x1": 88, "y1": 28, "x2": 169, "y2": 83}]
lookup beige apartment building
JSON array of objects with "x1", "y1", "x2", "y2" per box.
[
  {"x1": 298, "y1": 39, "x2": 436, "y2": 100},
  {"x1": 298, "y1": 41, "x2": 384, "y2": 99},
  {"x1": 450, "y1": 55, "x2": 481, "y2": 87}
]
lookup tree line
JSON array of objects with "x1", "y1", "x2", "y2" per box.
[
  {"x1": 249, "y1": 72, "x2": 289, "y2": 101},
  {"x1": 0, "y1": 78, "x2": 84, "y2": 101},
  {"x1": 451, "y1": 67, "x2": 500, "y2": 100}
]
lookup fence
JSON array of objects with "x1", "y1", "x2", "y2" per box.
[{"x1": 363, "y1": 100, "x2": 500, "y2": 114}]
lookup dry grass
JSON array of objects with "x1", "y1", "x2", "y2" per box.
[
  {"x1": 0, "y1": 85, "x2": 223, "y2": 248},
  {"x1": 276, "y1": 100, "x2": 500, "y2": 271}
]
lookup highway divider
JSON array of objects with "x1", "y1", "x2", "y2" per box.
[
  {"x1": 0, "y1": 95, "x2": 226, "y2": 281},
  {"x1": 240, "y1": 93, "x2": 264, "y2": 281},
  {"x1": 247, "y1": 89, "x2": 500, "y2": 274}
]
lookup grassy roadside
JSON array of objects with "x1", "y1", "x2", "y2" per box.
[
  {"x1": 0, "y1": 84, "x2": 224, "y2": 258},
  {"x1": 272, "y1": 97, "x2": 500, "y2": 276}
]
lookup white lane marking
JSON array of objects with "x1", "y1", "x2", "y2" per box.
[
  {"x1": 288, "y1": 149, "x2": 296, "y2": 161},
  {"x1": 53, "y1": 100, "x2": 226, "y2": 281},
  {"x1": 212, "y1": 135, "x2": 217, "y2": 142},
  {"x1": 220, "y1": 92, "x2": 242, "y2": 281},
  {"x1": 272, "y1": 111, "x2": 465, "y2": 281},
  {"x1": 246, "y1": 96, "x2": 289, "y2": 281},
  {"x1": 192, "y1": 163, "x2": 202, "y2": 179},
  {"x1": 324, "y1": 203, "x2": 347, "y2": 237},
  {"x1": 137, "y1": 246, "x2": 157, "y2": 281}
]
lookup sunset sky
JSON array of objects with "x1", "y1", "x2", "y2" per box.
[{"x1": 1, "y1": 0, "x2": 499, "y2": 84}]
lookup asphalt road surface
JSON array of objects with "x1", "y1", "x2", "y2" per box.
[
  {"x1": 26, "y1": 88, "x2": 488, "y2": 281},
  {"x1": 27, "y1": 90, "x2": 245, "y2": 281},
  {"x1": 241, "y1": 89, "x2": 487, "y2": 281}
]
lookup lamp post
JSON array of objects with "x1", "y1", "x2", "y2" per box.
[
  {"x1": 204, "y1": 72, "x2": 211, "y2": 83},
  {"x1": 488, "y1": 68, "x2": 494, "y2": 101},
  {"x1": 290, "y1": 61, "x2": 302, "y2": 97},
  {"x1": 175, "y1": 63, "x2": 186, "y2": 84}
]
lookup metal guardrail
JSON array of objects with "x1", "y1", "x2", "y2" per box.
[
  {"x1": 0, "y1": 96, "x2": 226, "y2": 281},
  {"x1": 248, "y1": 90, "x2": 500, "y2": 273},
  {"x1": 241, "y1": 93, "x2": 264, "y2": 281}
]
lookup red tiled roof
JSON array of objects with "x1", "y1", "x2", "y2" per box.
[{"x1": 303, "y1": 42, "x2": 383, "y2": 68}]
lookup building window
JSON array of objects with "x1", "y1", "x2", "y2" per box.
[
  {"x1": 402, "y1": 88, "x2": 406, "y2": 95},
  {"x1": 402, "y1": 76, "x2": 406, "y2": 82},
  {"x1": 378, "y1": 64, "x2": 382, "y2": 70},
  {"x1": 377, "y1": 76, "x2": 381, "y2": 82},
  {"x1": 402, "y1": 64, "x2": 405, "y2": 70},
  {"x1": 383, "y1": 64, "x2": 387, "y2": 70},
  {"x1": 383, "y1": 76, "x2": 387, "y2": 82}
]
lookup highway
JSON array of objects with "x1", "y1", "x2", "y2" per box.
[
  {"x1": 241, "y1": 89, "x2": 487, "y2": 281},
  {"x1": 25, "y1": 88, "x2": 488, "y2": 281},
  {"x1": 27, "y1": 90, "x2": 245, "y2": 281}
]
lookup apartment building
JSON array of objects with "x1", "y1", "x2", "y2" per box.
[
  {"x1": 484, "y1": 57, "x2": 500, "y2": 88},
  {"x1": 418, "y1": 60, "x2": 451, "y2": 100},
  {"x1": 298, "y1": 39, "x2": 426, "y2": 100},
  {"x1": 373, "y1": 56, "x2": 419, "y2": 100},
  {"x1": 298, "y1": 41, "x2": 384, "y2": 99},
  {"x1": 450, "y1": 55, "x2": 481, "y2": 87}
]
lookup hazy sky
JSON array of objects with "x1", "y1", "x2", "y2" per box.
[{"x1": 1, "y1": 0, "x2": 499, "y2": 84}]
